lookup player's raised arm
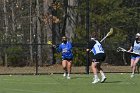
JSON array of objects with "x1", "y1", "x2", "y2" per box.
[{"x1": 86, "y1": 38, "x2": 96, "y2": 52}]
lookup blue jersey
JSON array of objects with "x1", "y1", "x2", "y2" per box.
[{"x1": 58, "y1": 41, "x2": 73, "y2": 59}]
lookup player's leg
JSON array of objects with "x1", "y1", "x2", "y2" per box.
[
  {"x1": 62, "y1": 60, "x2": 67, "y2": 77},
  {"x1": 66, "y1": 60, "x2": 72, "y2": 79},
  {"x1": 132, "y1": 57, "x2": 140, "y2": 75},
  {"x1": 130, "y1": 57, "x2": 135, "y2": 77},
  {"x1": 136, "y1": 61, "x2": 140, "y2": 74},
  {"x1": 91, "y1": 62, "x2": 100, "y2": 84},
  {"x1": 97, "y1": 63, "x2": 106, "y2": 83},
  {"x1": 96, "y1": 53, "x2": 106, "y2": 82}
]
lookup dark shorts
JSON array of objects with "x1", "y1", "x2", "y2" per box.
[
  {"x1": 62, "y1": 58, "x2": 73, "y2": 61},
  {"x1": 131, "y1": 54, "x2": 140, "y2": 60},
  {"x1": 92, "y1": 53, "x2": 106, "y2": 62}
]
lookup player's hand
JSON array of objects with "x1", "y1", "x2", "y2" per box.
[
  {"x1": 52, "y1": 45, "x2": 56, "y2": 48},
  {"x1": 127, "y1": 50, "x2": 131, "y2": 52},
  {"x1": 86, "y1": 49, "x2": 90, "y2": 52}
]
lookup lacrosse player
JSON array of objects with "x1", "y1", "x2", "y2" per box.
[
  {"x1": 128, "y1": 33, "x2": 140, "y2": 78},
  {"x1": 57, "y1": 36, "x2": 73, "y2": 79},
  {"x1": 86, "y1": 36, "x2": 106, "y2": 84}
]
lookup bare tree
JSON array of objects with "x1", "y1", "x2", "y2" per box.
[
  {"x1": 3, "y1": 0, "x2": 8, "y2": 66},
  {"x1": 64, "y1": 0, "x2": 77, "y2": 41},
  {"x1": 11, "y1": 2, "x2": 16, "y2": 35},
  {"x1": 29, "y1": 0, "x2": 33, "y2": 65},
  {"x1": 43, "y1": 0, "x2": 54, "y2": 64},
  {"x1": 36, "y1": 0, "x2": 42, "y2": 66}
]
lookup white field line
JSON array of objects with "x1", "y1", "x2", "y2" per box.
[{"x1": 118, "y1": 82, "x2": 136, "y2": 85}]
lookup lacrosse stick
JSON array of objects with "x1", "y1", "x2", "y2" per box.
[
  {"x1": 117, "y1": 47, "x2": 128, "y2": 65},
  {"x1": 47, "y1": 40, "x2": 56, "y2": 48},
  {"x1": 100, "y1": 28, "x2": 113, "y2": 42},
  {"x1": 117, "y1": 47, "x2": 140, "y2": 56},
  {"x1": 117, "y1": 47, "x2": 127, "y2": 52}
]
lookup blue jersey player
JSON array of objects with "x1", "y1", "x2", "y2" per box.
[
  {"x1": 87, "y1": 37, "x2": 106, "y2": 84},
  {"x1": 57, "y1": 36, "x2": 73, "y2": 79}
]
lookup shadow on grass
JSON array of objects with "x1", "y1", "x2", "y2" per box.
[
  {"x1": 104, "y1": 81, "x2": 122, "y2": 83},
  {"x1": 71, "y1": 76, "x2": 89, "y2": 79}
]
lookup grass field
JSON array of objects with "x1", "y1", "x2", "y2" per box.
[{"x1": 0, "y1": 73, "x2": 140, "y2": 93}]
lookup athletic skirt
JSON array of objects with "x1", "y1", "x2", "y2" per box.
[{"x1": 92, "y1": 53, "x2": 106, "y2": 62}]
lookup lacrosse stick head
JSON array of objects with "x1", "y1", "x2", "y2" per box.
[
  {"x1": 117, "y1": 47, "x2": 127, "y2": 52},
  {"x1": 106, "y1": 28, "x2": 113, "y2": 37},
  {"x1": 100, "y1": 28, "x2": 114, "y2": 42},
  {"x1": 47, "y1": 40, "x2": 52, "y2": 45}
]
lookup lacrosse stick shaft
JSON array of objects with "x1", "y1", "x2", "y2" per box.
[
  {"x1": 122, "y1": 52, "x2": 127, "y2": 65},
  {"x1": 100, "y1": 35, "x2": 107, "y2": 42}
]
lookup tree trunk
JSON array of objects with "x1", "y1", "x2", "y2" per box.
[
  {"x1": 65, "y1": 0, "x2": 77, "y2": 41},
  {"x1": 3, "y1": 0, "x2": 8, "y2": 67},
  {"x1": 36, "y1": 0, "x2": 42, "y2": 66},
  {"x1": 11, "y1": 2, "x2": 16, "y2": 37},
  {"x1": 29, "y1": 0, "x2": 33, "y2": 65},
  {"x1": 43, "y1": 0, "x2": 54, "y2": 64}
]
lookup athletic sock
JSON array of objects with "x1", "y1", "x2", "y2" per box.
[
  {"x1": 94, "y1": 75, "x2": 98, "y2": 80},
  {"x1": 63, "y1": 67, "x2": 67, "y2": 71},
  {"x1": 100, "y1": 72, "x2": 105, "y2": 78},
  {"x1": 67, "y1": 73, "x2": 70, "y2": 77}
]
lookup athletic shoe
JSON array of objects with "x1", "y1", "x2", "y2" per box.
[
  {"x1": 130, "y1": 74, "x2": 134, "y2": 78},
  {"x1": 92, "y1": 78, "x2": 100, "y2": 84},
  {"x1": 101, "y1": 77, "x2": 106, "y2": 83},
  {"x1": 67, "y1": 76, "x2": 71, "y2": 79},
  {"x1": 63, "y1": 73, "x2": 67, "y2": 77}
]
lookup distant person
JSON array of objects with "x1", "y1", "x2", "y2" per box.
[
  {"x1": 57, "y1": 36, "x2": 73, "y2": 79},
  {"x1": 86, "y1": 37, "x2": 106, "y2": 84},
  {"x1": 128, "y1": 33, "x2": 140, "y2": 78}
]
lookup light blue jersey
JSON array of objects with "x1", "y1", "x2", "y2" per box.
[
  {"x1": 133, "y1": 40, "x2": 140, "y2": 54},
  {"x1": 58, "y1": 41, "x2": 73, "y2": 59},
  {"x1": 91, "y1": 40, "x2": 104, "y2": 55}
]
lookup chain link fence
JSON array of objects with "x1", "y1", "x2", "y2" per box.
[{"x1": 0, "y1": 0, "x2": 136, "y2": 75}]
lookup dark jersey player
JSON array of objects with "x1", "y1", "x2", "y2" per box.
[{"x1": 87, "y1": 38, "x2": 106, "y2": 84}]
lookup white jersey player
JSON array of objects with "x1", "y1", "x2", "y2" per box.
[{"x1": 128, "y1": 33, "x2": 140, "y2": 78}]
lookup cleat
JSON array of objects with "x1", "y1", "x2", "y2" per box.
[
  {"x1": 63, "y1": 73, "x2": 67, "y2": 77},
  {"x1": 130, "y1": 74, "x2": 134, "y2": 78},
  {"x1": 67, "y1": 76, "x2": 71, "y2": 79},
  {"x1": 92, "y1": 78, "x2": 100, "y2": 84},
  {"x1": 101, "y1": 77, "x2": 106, "y2": 83}
]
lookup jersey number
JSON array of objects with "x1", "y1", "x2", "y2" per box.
[{"x1": 98, "y1": 45, "x2": 103, "y2": 51}]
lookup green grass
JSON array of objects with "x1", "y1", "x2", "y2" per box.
[{"x1": 0, "y1": 73, "x2": 140, "y2": 93}]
